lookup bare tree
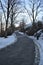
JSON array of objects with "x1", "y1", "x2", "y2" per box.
[
  {"x1": 24, "y1": 0, "x2": 43, "y2": 25},
  {"x1": 0, "y1": 0, "x2": 23, "y2": 37},
  {"x1": 10, "y1": 0, "x2": 24, "y2": 27}
]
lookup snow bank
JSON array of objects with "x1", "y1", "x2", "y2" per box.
[
  {"x1": 0, "y1": 33, "x2": 17, "y2": 49},
  {"x1": 18, "y1": 32, "x2": 24, "y2": 35},
  {"x1": 29, "y1": 35, "x2": 43, "y2": 65},
  {"x1": 37, "y1": 38, "x2": 43, "y2": 65},
  {"x1": 37, "y1": 30, "x2": 42, "y2": 33}
]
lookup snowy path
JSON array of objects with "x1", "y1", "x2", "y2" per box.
[
  {"x1": 0, "y1": 33, "x2": 17, "y2": 49},
  {"x1": 0, "y1": 32, "x2": 35, "y2": 65},
  {"x1": 15, "y1": 31, "x2": 43, "y2": 65},
  {"x1": 29, "y1": 36, "x2": 43, "y2": 65}
]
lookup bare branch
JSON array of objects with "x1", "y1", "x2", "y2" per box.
[
  {"x1": 24, "y1": 0, "x2": 43, "y2": 23},
  {"x1": 0, "y1": 0, "x2": 6, "y2": 21},
  {"x1": 35, "y1": 1, "x2": 43, "y2": 20}
]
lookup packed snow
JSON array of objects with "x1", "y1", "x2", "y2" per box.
[
  {"x1": 18, "y1": 32, "x2": 24, "y2": 35},
  {"x1": 0, "y1": 33, "x2": 17, "y2": 49},
  {"x1": 15, "y1": 30, "x2": 24, "y2": 35},
  {"x1": 18, "y1": 30, "x2": 43, "y2": 65},
  {"x1": 29, "y1": 31, "x2": 43, "y2": 65}
]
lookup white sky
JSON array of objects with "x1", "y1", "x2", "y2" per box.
[
  {"x1": 15, "y1": 0, "x2": 43, "y2": 24},
  {"x1": 0, "y1": 0, "x2": 43, "y2": 27}
]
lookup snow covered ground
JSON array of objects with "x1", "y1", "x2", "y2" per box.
[
  {"x1": 18, "y1": 32, "x2": 24, "y2": 35},
  {"x1": 0, "y1": 30, "x2": 43, "y2": 65},
  {"x1": 0, "y1": 33, "x2": 17, "y2": 49},
  {"x1": 17, "y1": 31, "x2": 43, "y2": 65},
  {"x1": 15, "y1": 30, "x2": 24, "y2": 35},
  {"x1": 29, "y1": 33, "x2": 43, "y2": 65}
]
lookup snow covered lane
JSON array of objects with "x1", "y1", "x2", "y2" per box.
[
  {"x1": 37, "y1": 39, "x2": 43, "y2": 65},
  {"x1": 0, "y1": 33, "x2": 17, "y2": 49},
  {"x1": 29, "y1": 36, "x2": 43, "y2": 65}
]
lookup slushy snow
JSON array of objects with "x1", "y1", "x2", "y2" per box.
[
  {"x1": 18, "y1": 32, "x2": 24, "y2": 35},
  {"x1": 0, "y1": 33, "x2": 17, "y2": 49},
  {"x1": 29, "y1": 33, "x2": 43, "y2": 65},
  {"x1": 19, "y1": 31, "x2": 43, "y2": 65}
]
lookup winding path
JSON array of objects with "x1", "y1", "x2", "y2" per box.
[{"x1": 0, "y1": 32, "x2": 35, "y2": 65}]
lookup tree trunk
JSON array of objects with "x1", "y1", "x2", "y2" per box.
[
  {"x1": 32, "y1": 3, "x2": 35, "y2": 26},
  {"x1": 1, "y1": 21, "x2": 2, "y2": 35},
  {"x1": 5, "y1": 0, "x2": 10, "y2": 37},
  {"x1": 11, "y1": 5, "x2": 13, "y2": 28}
]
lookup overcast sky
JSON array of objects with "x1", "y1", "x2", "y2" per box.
[
  {"x1": 15, "y1": 0, "x2": 43, "y2": 24},
  {"x1": 0, "y1": 0, "x2": 43, "y2": 25}
]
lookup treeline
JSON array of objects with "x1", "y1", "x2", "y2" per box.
[
  {"x1": 0, "y1": 0, "x2": 43, "y2": 37},
  {"x1": 19, "y1": 21, "x2": 43, "y2": 36},
  {"x1": 0, "y1": 0, "x2": 22, "y2": 37}
]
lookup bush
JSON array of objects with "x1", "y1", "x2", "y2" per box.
[
  {"x1": 7, "y1": 25, "x2": 15, "y2": 36},
  {"x1": 26, "y1": 24, "x2": 38, "y2": 36},
  {"x1": 0, "y1": 30, "x2": 5, "y2": 37},
  {"x1": 0, "y1": 24, "x2": 15, "y2": 37},
  {"x1": 25, "y1": 21, "x2": 43, "y2": 36}
]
